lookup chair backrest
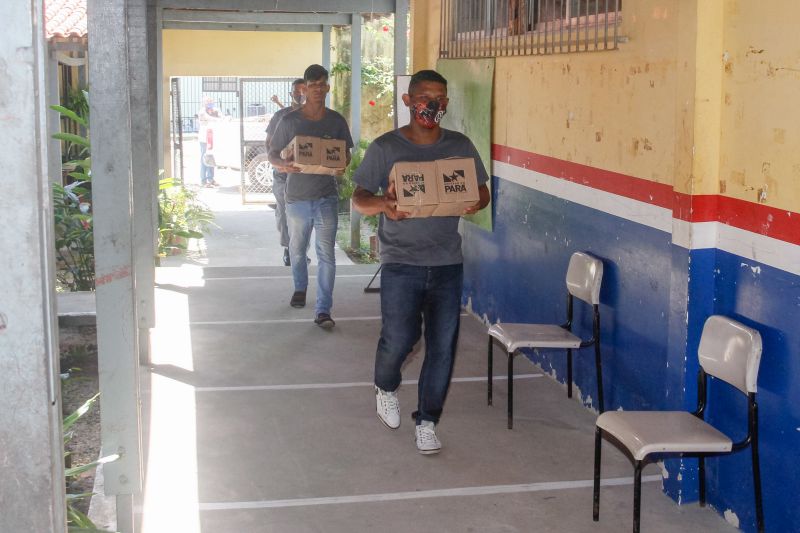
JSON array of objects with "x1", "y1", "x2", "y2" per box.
[
  {"x1": 565, "y1": 252, "x2": 603, "y2": 305},
  {"x1": 698, "y1": 315, "x2": 763, "y2": 394}
]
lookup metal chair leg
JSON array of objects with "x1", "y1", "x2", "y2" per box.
[
  {"x1": 752, "y1": 402, "x2": 765, "y2": 533},
  {"x1": 507, "y1": 351, "x2": 514, "y2": 429},
  {"x1": 699, "y1": 456, "x2": 706, "y2": 507},
  {"x1": 595, "y1": 343, "x2": 605, "y2": 413},
  {"x1": 567, "y1": 348, "x2": 573, "y2": 399},
  {"x1": 593, "y1": 427, "x2": 602, "y2": 521},
  {"x1": 633, "y1": 461, "x2": 643, "y2": 533},
  {"x1": 487, "y1": 336, "x2": 493, "y2": 406}
]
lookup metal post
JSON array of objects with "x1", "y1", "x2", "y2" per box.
[
  {"x1": 88, "y1": 3, "x2": 144, "y2": 532},
  {"x1": 350, "y1": 13, "x2": 363, "y2": 250},
  {"x1": 0, "y1": 2, "x2": 65, "y2": 531},
  {"x1": 129, "y1": 0, "x2": 157, "y2": 367},
  {"x1": 156, "y1": 3, "x2": 165, "y2": 171}
]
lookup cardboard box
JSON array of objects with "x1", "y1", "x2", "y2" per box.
[
  {"x1": 390, "y1": 157, "x2": 480, "y2": 217},
  {"x1": 280, "y1": 136, "x2": 347, "y2": 175}
]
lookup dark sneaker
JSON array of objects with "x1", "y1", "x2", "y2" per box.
[
  {"x1": 283, "y1": 248, "x2": 291, "y2": 266},
  {"x1": 314, "y1": 313, "x2": 335, "y2": 329},
  {"x1": 290, "y1": 290, "x2": 306, "y2": 308}
]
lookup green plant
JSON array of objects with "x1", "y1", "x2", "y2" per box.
[
  {"x1": 63, "y1": 393, "x2": 119, "y2": 532},
  {"x1": 158, "y1": 177, "x2": 215, "y2": 256},
  {"x1": 52, "y1": 99, "x2": 95, "y2": 291},
  {"x1": 338, "y1": 139, "x2": 371, "y2": 203}
]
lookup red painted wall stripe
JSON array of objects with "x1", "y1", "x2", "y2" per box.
[{"x1": 493, "y1": 144, "x2": 800, "y2": 247}]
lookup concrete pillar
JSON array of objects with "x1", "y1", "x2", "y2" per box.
[
  {"x1": 394, "y1": 0, "x2": 409, "y2": 75},
  {"x1": 47, "y1": 48, "x2": 63, "y2": 186},
  {"x1": 0, "y1": 1, "x2": 66, "y2": 531},
  {"x1": 87, "y1": 2, "x2": 144, "y2": 532},
  {"x1": 323, "y1": 24, "x2": 332, "y2": 107}
]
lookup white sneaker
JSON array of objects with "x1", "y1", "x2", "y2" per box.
[
  {"x1": 375, "y1": 387, "x2": 400, "y2": 429},
  {"x1": 415, "y1": 420, "x2": 442, "y2": 455}
]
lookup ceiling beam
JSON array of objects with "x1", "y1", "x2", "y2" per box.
[
  {"x1": 163, "y1": 10, "x2": 351, "y2": 25},
  {"x1": 163, "y1": 21, "x2": 324, "y2": 32},
  {"x1": 160, "y1": 0, "x2": 394, "y2": 13}
]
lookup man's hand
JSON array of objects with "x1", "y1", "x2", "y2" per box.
[
  {"x1": 274, "y1": 155, "x2": 301, "y2": 174},
  {"x1": 462, "y1": 199, "x2": 482, "y2": 215},
  {"x1": 382, "y1": 181, "x2": 409, "y2": 221}
]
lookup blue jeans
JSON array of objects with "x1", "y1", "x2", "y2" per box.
[
  {"x1": 374, "y1": 263, "x2": 463, "y2": 425},
  {"x1": 272, "y1": 175, "x2": 289, "y2": 248},
  {"x1": 286, "y1": 195, "x2": 338, "y2": 315},
  {"x1": 199, "y1": 142, "x2": 214, "y2": 184}
]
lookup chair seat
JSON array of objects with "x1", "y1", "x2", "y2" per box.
[
  {"x1": 596, "y1": 411, "x2": 732, "y2": 461},
  {"x1": 488, "y1": 323, "x2": 582, "y2": 351}
]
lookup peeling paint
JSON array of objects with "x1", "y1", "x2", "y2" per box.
[
  {"x1": 659, "y1": 461, "x2": 669, "y2": 479},
  {"x1": 723, "y1": 509, "x2": 740, "y2": 528},
  {"x1": 0, "y1": 312, "x2": 7, "y2": 333}
]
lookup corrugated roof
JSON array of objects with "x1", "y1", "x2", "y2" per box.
[{"x1": 45, "y1": 0, "x2": 87, "y2": 39}]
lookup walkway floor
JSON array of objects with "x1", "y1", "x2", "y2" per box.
[{"x1": 134, "y1": 183, "x2": 736, "y2": 532}]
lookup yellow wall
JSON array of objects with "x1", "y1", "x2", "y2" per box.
[
  {"x1": 718, "y1": 0, "x2": 800, "y2": 210},
  {"x1": 161, "y1": 29, "x2": 322, "y2": 169},
  {"x1": 412, "y1": 1, "x2": 800, "y2": 211}
]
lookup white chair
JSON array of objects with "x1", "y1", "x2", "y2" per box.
[
  {"x1": 487, "y1": 252, "x2": 604, "y2": 429},
  {"x1": 593, "y1": 315, "x2": 764, "y2": 533}
]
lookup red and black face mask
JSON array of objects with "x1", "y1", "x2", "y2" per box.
[{"x1": 410, "y1": 100, "x2": 447, "y2": 129}]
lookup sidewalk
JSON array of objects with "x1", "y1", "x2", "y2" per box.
[{"x1": 132, "y1": 181, "x2": 736, "y2": 532}]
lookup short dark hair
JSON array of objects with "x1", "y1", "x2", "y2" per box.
[
  {"x1": 292, "y1": 78, "x2": 305, "y2": 88},
  {"x1": 408, "y1": 70, "x2": 448, "y2": 94},
  {"x1": 304, "y1": 64, "x2": 329, "y2": 83}
]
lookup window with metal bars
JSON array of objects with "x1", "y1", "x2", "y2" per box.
[
  {"x1": 440, "y1": 0, "x2": 621, "y2": 58},
  {"x1": 202, "y1": 76, "x2": 238, "y2": 93}
]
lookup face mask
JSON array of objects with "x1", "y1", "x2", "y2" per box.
[{"x1": 411, "y1": 100, "x2": 446, "y2": 129}]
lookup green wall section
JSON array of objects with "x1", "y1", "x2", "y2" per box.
[{"x1": 436, "y1": 58, "x2": 495, "y2": 231}]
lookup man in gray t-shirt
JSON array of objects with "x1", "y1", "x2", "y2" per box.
[
  {"x1": 352, "y1": 69, "x2": 490, "y2": 454},
  {"x1": 268, "y1": 64, "x2": 353, "y2": 329},
  {"x1": 265, "y1": 78, "x2": 305, "y2": 266}
]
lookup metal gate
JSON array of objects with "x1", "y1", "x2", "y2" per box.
[
  {"x1": 170, "y1": 77, "x2": 185, "y2": 184},
  {"x1": 239, "y1": 77, "x2": 294, "y2": 204}
]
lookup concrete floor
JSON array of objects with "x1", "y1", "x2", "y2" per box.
[{"x1": 134, "y1": 187, "x2": 737, "y2": 532}]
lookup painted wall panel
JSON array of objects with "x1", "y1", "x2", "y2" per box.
[{"x1": 463, "y1": 177, "x2": 673, "y2": 412}]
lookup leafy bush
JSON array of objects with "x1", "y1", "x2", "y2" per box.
[
  {"x1": 63, "y1": 393, "x2": 119, "y2": 532},
  {"x1": 157, "y1": 177, "x2": 215, "y2": 256},
  {"x1": 52, "y1": 100, "x2": 95, "y2": 291}
]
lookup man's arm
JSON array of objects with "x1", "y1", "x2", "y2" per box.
[
  {"x1": 352, "y1": 183, "x2": 408, "y2": 220},
  {"x1": 463, "y1": 184, "x2": 491, "y2": 215}
]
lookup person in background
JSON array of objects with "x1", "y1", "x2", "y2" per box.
[
  {"x1": 268, "y1": 64, "x2": 353, "y2": 329},
  {"x1": 265, "y1": 79, "x2": 306, "y2": 266},
  {"x1": 351, "y1": 69, "x2": 491, "y2": 454},
  {"x1": 197, "y1": 96, "x2": 220, "y2": 187}
]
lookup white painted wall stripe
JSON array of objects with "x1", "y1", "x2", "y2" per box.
[
  {"x1": 494, "y1": 161, "x2": 673, "y2": 234},
  {"x1": 198, "y1": 475, "x2": 662, "y2": 511},
  {"x1": 495, "y1": 160, "x2": 800, "y2": 276},
  {"x1": 194, "y1": 374, "x2": 544, "y2": 393}
]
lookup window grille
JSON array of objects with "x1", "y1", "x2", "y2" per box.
[
  {"x1": 439, "y1": 0, "x2": 621, "y2": 58},
  {"x1": 202, "y1": 76, "x2": 238, "y2": 93}
]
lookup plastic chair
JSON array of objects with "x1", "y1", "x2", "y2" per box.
[
  {"x1": 592, "y1": 315, "x2": 764, "y2": 533},
  {"x1": 487, "y1": 252, "x2": 604, "y2": 429}
]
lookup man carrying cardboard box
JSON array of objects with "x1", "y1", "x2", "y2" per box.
[
  {"x1": 351, "y1": 70, "x2": 491, "y2": 454},
  {"x1": 268, "y1": 64, "x2": 353, "y2": 328}
]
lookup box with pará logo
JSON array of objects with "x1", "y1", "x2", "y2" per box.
[
  {"x1": 389, "y1": 157, "x2": 480, "y2": 217},
  {"x1": 280, "y1": 135, "x2": 347, "y2": 175}
]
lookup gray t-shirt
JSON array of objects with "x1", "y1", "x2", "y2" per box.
[
  {"x1": 352, "y1": 128, "x2": 489, "y2": 266},
  {"x1": 269, "y1": 108, "x2": 354, "y2": 202},
  {"x1": 265, "y1": 106, "x2": 294, "y2": 184}
]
